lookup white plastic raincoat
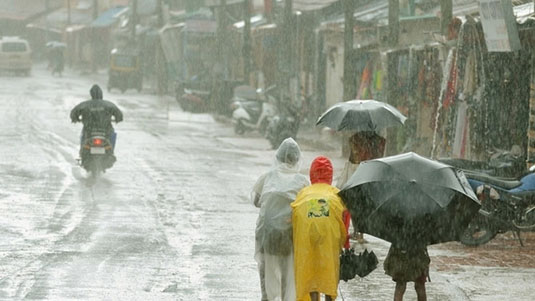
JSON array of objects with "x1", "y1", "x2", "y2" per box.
[{"x1": 252, "y1": 138, "x2": 310, "y2": 301}]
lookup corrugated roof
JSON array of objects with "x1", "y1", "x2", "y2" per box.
[
  {"x1": 514, "y1": 2, "x2": 535, "y2": 24},
  {"x1": 293, "y1": 0, "x2": 339, "y2": 11},
  {"x1": 26, "y1": 8, "x2": 93, "y2": 32},
  {"x1": 91, "y1": 6, "x2": 127, "y2": 27},
  {"x1": 0, "y1": 0, "x2": 61, "y2": 21}
]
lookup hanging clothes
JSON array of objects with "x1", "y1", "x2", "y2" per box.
[
  {"x1": 357, "y1": 61, "x2": 373, "y2": 99},
  {"x1": 452, "y1": 101, "x2": 469, "y2": 158}
]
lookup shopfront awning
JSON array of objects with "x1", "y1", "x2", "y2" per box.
[
  {"x1": 293, "y1": 0, "x2": 339, "y2": 12},
  {"x1": 26, "y1": 7, "x2": 92, "y2": 32},
  {"x1": 514, "y1": 2, "x2": 535, "y2": 24},
  {"x1": 90, "y1": 6, "x2": 127, "y2": 28},
  {"x1": 0, "y1": 0, "x2": 61, "y2": 21}
]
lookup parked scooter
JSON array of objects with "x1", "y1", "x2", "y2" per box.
[
  {"x1": 440, "y1": 152, "x2": 535, "y2": 246},
  {"x1": 231, "y1": 85, "x2": 277, "y2": 135}
]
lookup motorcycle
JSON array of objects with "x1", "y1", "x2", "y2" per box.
[
  {"x1": 79, "y1": 129, "x2": 116, "y2": 176},
  {"x1": 175, "y1": 73, "x2": 212, "y2": 113},
  {"x1": 265, "y1": 99, "x2": 300, "y2": 149},
  {"x1": 439, "y1": 147, "x2": 525, "y2": 178},
  {"x1": 231, "y1": 85, "x2": 277, "y2": 135},
  {"x1": 441, "y1": 156, "x2": 535, "y2": 246}
]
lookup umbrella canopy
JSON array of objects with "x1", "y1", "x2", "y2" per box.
[
  {"x1": 338, "y1": 152, "x2": 481, "y2": 249},
  {"x1": 316, "y1": 99, "x2": 407, "y2": 132}
]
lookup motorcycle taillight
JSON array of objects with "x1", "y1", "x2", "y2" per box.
[{"x1": 92, "y1": 138, "x2": 103, "y2": 146}]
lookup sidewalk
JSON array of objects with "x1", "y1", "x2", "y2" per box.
[{"x1": 337, "y1": 231, "x2": 535, "y2": 301}]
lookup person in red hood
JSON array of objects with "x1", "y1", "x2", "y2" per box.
[{"x1": 291, "y1": 156, "x2": 350, "y2": 301}]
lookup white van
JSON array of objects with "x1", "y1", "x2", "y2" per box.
[{"x1": 0, "y1": 36, "x2": 32, "y2": 75}]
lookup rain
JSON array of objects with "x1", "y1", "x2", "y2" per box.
[{"x1": 0, "y1": 0, "x2": 534, "y2": 300}]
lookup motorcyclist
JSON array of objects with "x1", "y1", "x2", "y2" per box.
[{"x1": 70, "y1": 84, "x2": 123, "y2": 159}]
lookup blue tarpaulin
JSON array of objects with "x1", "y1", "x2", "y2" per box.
[{"x1": 90, "y1": 6, "x2": 126, "y2": 28}]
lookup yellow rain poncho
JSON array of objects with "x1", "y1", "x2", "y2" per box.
[{"x1": 291, "y1": 183, "x2": 347, "y2": 301}]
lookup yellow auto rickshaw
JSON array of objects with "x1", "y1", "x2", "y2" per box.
[{"x1": 107, "y1": 48, "x2": 143, "y2": 93}]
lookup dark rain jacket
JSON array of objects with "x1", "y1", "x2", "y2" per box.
[{"x1": 70, "y1": 99, "x2": 123, "y2": 136}]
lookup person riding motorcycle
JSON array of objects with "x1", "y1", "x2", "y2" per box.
[{"x1": 70, "y1": 84, "x2": 123, "y2": 159}]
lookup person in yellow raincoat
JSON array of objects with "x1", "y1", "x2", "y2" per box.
[{"x1": 291, "y1": 156, "x2": 348, "y2": 301}]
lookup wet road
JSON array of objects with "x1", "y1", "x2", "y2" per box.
[
  {"x1": 1, "y1": 65, "x2": 534, "y2": 300},
  {"x1": 0, "y1": 66, "x2": 270, "y2": 300}
]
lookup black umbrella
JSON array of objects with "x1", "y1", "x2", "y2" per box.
[
  {"x1": 338, "y1": 152, "x2": 481, "y2": 250},
  {"x1": 339, "y1": 248, "x2": 378, "y2": 282},
  {"x1": 316, "y1": 99, "x2": 407, "y2": 132}
]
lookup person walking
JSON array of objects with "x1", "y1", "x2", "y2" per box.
[
  {"x1": 336, "y1": 131, "x2": 386, "y2": 243},
  {"x1": 291, "y1": 156, "x2": 348, "y2": 301},
  {"x1": 384, "y1": 245, "x2": 430, "y2": 301},
  {"x1": 252, "y1": 138, "x2": 310, "y2": 301}
]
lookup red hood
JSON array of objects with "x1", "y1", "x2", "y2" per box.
[{"x1": 310, "y1": 156, "x2": 333, "y2": 185}]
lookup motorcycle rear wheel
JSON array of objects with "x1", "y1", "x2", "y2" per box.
[
  {"x1": 234, "y1": 120, "x2": 246, "y2": 135},
  {"x1": 460, "y1": 215, "x2": 497, "y2": 246},
  {"x1": 269, "y1": 129, "x2": 293, "y2": 150}
]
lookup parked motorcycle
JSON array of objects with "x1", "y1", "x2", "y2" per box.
[
  {"x1": 439, "y1": 147, "x2": 525, "y2": 178},
  {"x1": 265, "y1": 99, "x2": 300, "y2": 149},
  {"x1": 231, "y1": 85, "x2": 277, "y2": 135},
  {"x1": 175, "y1": 75, "x2": 211, "y2": 113},
  {"x1": 79, "y1": 129, "x2": 116, "y2": 176},
  {"x1": 441, "y1": 155, "x2": 535, "y2": 246}
]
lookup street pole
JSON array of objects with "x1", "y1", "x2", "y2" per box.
[
  {"x1": 157, "y1": 0, "x2": 164, "y2": 27},
  {"x1": 388, "y1": 0, "x2": 399, "y2": 46},
  {"x1": 156, "y1": 0, "x2": 165, "y2": 95},
  {"x1": 342, "y1": 0, "x2": 355, "y2": 102},
  {"x1": 440, "y1": 0, "x2": 453, "y2": 36},
  {"x1": 342, "y1": 0, "x2": 356, "y2": 157},
  {"x1": 92, "y1": 0, "x2": 98, "y2": 19},
  {"x1": 67, "y1": 0, "x2": 71, "y2": 25},
  {"x1": 45, "y1": 0, "x2": 50, "y2": 42},
  {"x1": 131, "y1": 0, "x2": 138, "y2": 41},
  {"x1": 92, "y1": 0, "x2": 98, "y2": 73},
  {"x1": 283, "y1": 0, "x2": 293, "y2": 101},
  {"x1": 243, "y1": 0, "x2": 252, "y2": 84}
]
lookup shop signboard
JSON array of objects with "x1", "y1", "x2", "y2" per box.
[{"x1": 479, "y1": 0, "x2": 521, "y2": 52}]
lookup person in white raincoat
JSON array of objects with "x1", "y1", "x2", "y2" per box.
[{"x1": 252, "y1": 138, "x2": 310, "y2": 301}]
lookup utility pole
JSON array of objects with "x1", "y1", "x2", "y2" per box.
[
  {"x1": 216, "y1": 0, "x2": 229, "y2": 79},
  {"x1": 388, "y1": 0, "x2": 399, "y2": 46},
  {"x1": 92, "y1": 0, "x2": 99, "y2": 73},
  {"x1": 264, "y1": 0, "x2": 273, "y2": 23},
  {"x1": 214, "y1": 0, "x2": 230, "y2": 112},
  {"x1": 243, "y1": 0, "x2": 252, "y2": 83},
  {"x1": 341, "y1": 0, "x2": 356, "y2": 157},
  {"x1": 440, "y1": 0, "x2": 453, "y2": 36},
  {"x1": 342, "y1": 0, "x2": 355, "y2": 102},
  {"x1": 92, "y1": 0, "x2": 98, "y2": 19},
  {"x1": 131, "y1": 0, "x2": 138, "y2": 41},
  {"x1": 67, "y1": 0, "x2": 71, "y2": 25},
  {"x1": 156, "y1": 0, "x2": 166, "y2": 95},
  {"x1": 45, "y1": 0, "x2": 50, "y2": 42},
  {"x1": 157, "y1": 0, "x2": 164, "y2": 27},
  {"x1": 282, "y1": 0, "x2": 293, "y2": 99}
]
